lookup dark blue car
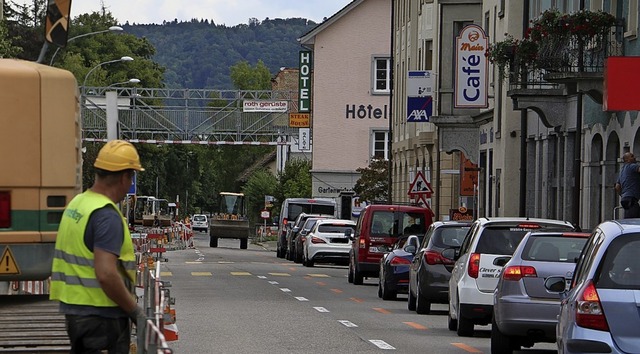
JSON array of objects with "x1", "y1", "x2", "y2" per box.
[{"x1": 378, "y1": 235, "x2": 422, "y2": 300}]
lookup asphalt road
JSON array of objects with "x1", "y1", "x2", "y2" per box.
[{"x1": 158, "y1": 232, "x2": 558, "y2": 354}]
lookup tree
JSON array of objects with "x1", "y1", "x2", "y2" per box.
[
  {"x1": 0, "y1": 19, "x2": 22, "y2": 57},
  {"x1": 229, "y1": 59, "x2": 272, "y2": 90},
  {"x1": 272, "y1": 159, "x2": 312, "y2": 215},
  {"x1": 242, "y1": 169, "x2": 277, "y2": 225},
  {"x1": 354, "y1": 158, "x2": 389, "y2": 203}
]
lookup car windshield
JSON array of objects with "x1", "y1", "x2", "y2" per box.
[
  {"x1": 596, "y1": 234, "x2": 640, "y2": 290},
  {"x1": 521, "y1": 235, "x2": 588, "y2": 263}
]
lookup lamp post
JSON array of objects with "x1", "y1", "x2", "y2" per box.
[
  {"x1": 82, "y1": 56, "x2": 134, "y2": 94},
  {"x1": 107, "y1": 78, "x2": 141, "y2": 87},
  {"x1": 49, "y1": 26, "x2": 123, "y2": 66}
]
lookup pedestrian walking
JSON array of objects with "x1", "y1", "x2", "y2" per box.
[
  {"x1": 615, "y1": 152, "x2": 640, "y2": 218},
  {"x1": 50, "y1": 140, "x2": 147, "y2": 354}
]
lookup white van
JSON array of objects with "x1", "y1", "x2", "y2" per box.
[
  {"x1": 276, "y1": 198, "x2": 336, "y2": 258},
  {"x1": 191, "y1": 214, "x2": 209, "y2": 233}
]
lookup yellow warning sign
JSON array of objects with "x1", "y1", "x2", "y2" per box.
[{"x1": 0, "y1": 247, "x2": 20, "y2": 275}]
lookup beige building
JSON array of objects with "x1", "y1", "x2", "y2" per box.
[{"x1": 299, "y1": 0, "x2": 392, "y2": 199}]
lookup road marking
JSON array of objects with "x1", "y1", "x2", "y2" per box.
[
  {"x1": 316, "y1": 281, "x2": 327, "y2": 286},
  {"x1": 218, "y1": 261, "x2": 234, "y2": 264},
  {"x1": 268, "y1": 273, "x2": 291, "y2": 276},
  {"x1": 349, "y1": 297, "x2": 364, "y2": 303},
  {"x1": 191, "y1": 272, "x2": 212, "y2": 276},
  {"x1": 307, "y1": 273, "x2": 330, "y2": 277},
  {"x1": 403, "y1": 322, "x2": 427, "y2": 330},
  {"x1": 373, "y1": 308, "x2": 391, "y2": 314},
  {"x1": 289, "y1": 267, "x2": 297, "y2": 271},
  {"x1": 314, "y1": 307, "x2": 330, "y2": 313},
  {"x1": 268, "y1": 281, "x2": 279, "y2": 285},
  {"x1": 330, "y1": 288, "x2": 343, "y2": 294},
  {"x1": 451, "y1": 343, "x2": 483, "y2": 353},
  {"x1": 257, "y1": 276, "x2": 267, "y2": 279},
  {"x1": 338, "y1": 320, "x2": 358, "y2": 327},
  {"x1": 160, "y1": 271, "x2": 172, "y2": 277},
  {"x1": 294, "y1": 297, "x2": 309, "y2": 301},
  {"x1": 304, "y1": 276, "x2": 312, "y2": 280},
  {"x1": 185, "y1": 261, "x2": 202, "y2": 264},
  {"x1": 369, "y1": 340, "x2": 395, "y2": 350},
  {"x1": 280, "y1": 288, "x2": 292, "y2": 292},
  {"x1": 230, "y1": 272, "x2": 251, "y2": 276}
]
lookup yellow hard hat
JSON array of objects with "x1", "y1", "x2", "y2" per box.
[{"x1": 94, "y1": 140, "x2": 144, "y2": 172}]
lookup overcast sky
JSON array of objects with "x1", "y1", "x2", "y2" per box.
[{"x1": 13, "y1": 0, "x2": 354, "y2": 26}]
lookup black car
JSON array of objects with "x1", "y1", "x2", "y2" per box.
[
  {"x1": 408, "y1": 221, "x2": 471, "y2": 314},
  {"x1": 285, "y1": 213, "x2": 332, "y2": 261},
  {"x1": 378, "y1": 235, "x2": 422, "y2": 300}
]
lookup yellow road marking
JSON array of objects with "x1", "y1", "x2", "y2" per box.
[
  {"x1": 373, "y1": 308, "x2": 391, "y2": 314},
  {"x1": 268, "y1": 273, "x2": 291, "y2": 276},
  {"x1": 230, "y1": 272, "x2": 251, "y2": 276},
  {"x1": 330, "y1": 288, "x2": 343, "y2": 294},
  {"x1": 349, "y1": 297, "x2": 364, "y2": 303},
  {"x1": 191, "y1": 272, "x2": 212, "y2": 276},
  {"x1": 451, "y1": 343, "x2": 482, "y2": 353},
  {"x1": 160, "y1": 272, "x2": 172, "y2": 277},
  {"x1": 307, "y1": 273, "x2": 330, "y2": 277},
  {"x1": 403, "y1": 322, "x2": 427, "y2": 330}
]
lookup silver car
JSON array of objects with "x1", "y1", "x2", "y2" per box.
[
  {"x1": 492, "y1": 231, "x2": 590, "y2": 354},
  {"x1": 545, "y1": 219, "x2": 640, "y2": 354}
]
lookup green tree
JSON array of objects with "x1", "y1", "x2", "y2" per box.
[
  {"x1": 229, "y1": 59, "x2": 272, "y2": 90},
  {"x1": 273, "y1": 159, "x2": 312, "y2": 212},
  {"x1": 0, "y1": 19, "x2": 22, "y2": 57},
  {"x1": 242, "y1": 169, "x2": 277, "y2": 225},
  {"x1": 354, "y1": 158, "x2": 389, "y2": 203}
]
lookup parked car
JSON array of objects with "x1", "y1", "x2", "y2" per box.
[
  {"x1": 293, "y1": 216, "x2": 332, "y2": 263},
  {"x1": 408, "y1": 221, "x2": 471, "y2": 314},
  {"x1": 285, "y1": 213, "x2": 332, "y2": 261},
  {"x1": 302, "y1": 219, "x2": 356, "y2": 267},
  {"x1": 191, "y1": 214, "x2": 209, "y2": 233},
  {"x1": 447, "y1": 217, "x2": 577, "y2": 337},
  {"x1": 378, "y1": 235, "x2": 421, "y2": 300},
  {"x1": 349, "y1": 204, "x2": 434, "y2": 285},
  {"x1": 492, "y1": 231, "x2": 590, "y2": 354},
  {"x1": 545, "y1": 219, "x2": 640, "y2": 354},
  {"x1": 276, "y1": 198, "x2": 336, "y2": 258}
]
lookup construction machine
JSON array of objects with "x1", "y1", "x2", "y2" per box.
[{"x1": 209, "y1": 192, "x2": 250, "y2": 249}]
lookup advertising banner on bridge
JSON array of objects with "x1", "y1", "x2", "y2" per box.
[{"x1": 243, "y1": 100, "x2": 288, "y2": 112}]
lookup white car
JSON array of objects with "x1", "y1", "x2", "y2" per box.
[
  {"x1": 446, "y1": 217, "x2": 576, "y2": 337},
  {"x1": 302, "y1": 219, "x2": 356, "y2": 267},
  {"x1": 191, "y1": 214, "x2": 209, "y2": 233}
]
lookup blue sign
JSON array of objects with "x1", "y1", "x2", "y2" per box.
[
  {"x1": 128, "y1": 171, "x2": 137, "y2": 194},
  {"x1": 407, "y1": 96, "x2": 432, "y2": 122}
]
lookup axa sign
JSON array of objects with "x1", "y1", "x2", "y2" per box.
[{"x1": 454, "y1": 24, "x2": 488, "y2": 109}]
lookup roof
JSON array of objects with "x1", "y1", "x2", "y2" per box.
[
  {"x1": 298, "y1": 0, "x2": 363, "y2": 48},
  {"x1": 236, "y1": 150, "x2": 277, "y2": 183}
]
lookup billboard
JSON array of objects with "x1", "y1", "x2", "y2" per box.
[{"x1": 454, "y1": 24, "x2": 488, "y2": 108}]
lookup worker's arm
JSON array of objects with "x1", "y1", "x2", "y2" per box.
[
  {"x1": 615, "y1": 182, "x2": 622, "y2": 195},
  {"x1": 94, "y1": 248, "x2": 138, "y2": 313}
]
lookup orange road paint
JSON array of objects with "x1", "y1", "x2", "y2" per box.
[
  {"x1": 403, "y1": 322, "x2": 427, "y2": 330},
  {"x1": 373, "y1": 308, "x2": 391, "y2": 314},
  {"x1": 349, "y1": 297, "x2": 364, "y2": 303},
  {"x1": 316, "y1": 281, "x2": 327, "y2": 286},
  {"x1": 330, "y1": 288, "x2": 343, "y2": 293},
  {"x1": 451, "y1": 343, "x2": 482, "y2": 353}
]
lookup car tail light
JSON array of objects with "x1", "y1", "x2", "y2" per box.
[
  {"x1": 300, "y1": 236, "x2": 306, "y2": 243},
  {"x1": 359, "y1": 237, "x2": 367, "y2": 249},
  {"x1": 502, "y1": 265, "x2": 537, "y2": 281},
  {"x1": 468, "y1": 253, "x2": 480, "y2": 278},
  {"x1": 575, "y1": 280, "x2": 609, "y2": 331},
  {"x1": 311, "y1": 236, "x2": 326, "y2": 244},
  {"x1": 390, "y1": 257, "x2": 411, "y2": 266},
  {"x1": 0, "y1": 192, "x2": 10, "y2": 228},
  {"x1": 283, "y1": 218, "x2": 288, "y2": 225},
  {"x1": 425, "y1": 250, "x2": 454, "y2": 265}
]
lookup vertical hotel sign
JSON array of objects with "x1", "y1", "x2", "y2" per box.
[
  {"x1": 454, "y1": 24, "x2": 488, "y2": 108},
  {"x1": 299, "y1": 51, "x2": 312, "y2": 112}
]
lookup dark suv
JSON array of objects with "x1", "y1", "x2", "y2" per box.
[{"x1": 285, "y1": 213, "x2": 332, "y2": 261}]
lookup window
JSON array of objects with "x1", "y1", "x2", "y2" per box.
[
  {"x1": 372, "y1": 57, "x2": 391, "y2": 94},
  {"x1": 626, "y1": 1, "x2": 638, "y2": 38},
  {"x1": 372, "y1": 130, "x2": 389, "y2": 160}
]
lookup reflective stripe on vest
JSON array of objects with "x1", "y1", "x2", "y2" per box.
[{"x1": 50, "y1": 190, "x2": 136, "y2": 307}]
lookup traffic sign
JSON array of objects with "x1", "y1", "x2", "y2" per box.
[
  {"x1": 0, "y1": 247, "x2": 20, "y2": 275},
  {"x1": 260, "y1": 209, "x2": 270, "y2": 219},
  {"x1": 408, "y1": 171, "x2": 433, "y2": 197}
]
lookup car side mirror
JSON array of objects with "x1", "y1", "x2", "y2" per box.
[
  {"x1": 493, "y1": 256, "x2": 511, "y2": 267},
  {"x1": 544, "y1": 276, "x2": 567, "y2": 293},
  {"x1": 300, "y1": 230, "x2": 308, "y2": 236},
  {"x1": 441, "y1": 248, "x2": 457, "y2": 261}
]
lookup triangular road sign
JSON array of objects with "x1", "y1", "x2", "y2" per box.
[
  {"x1": 0, "y1": 247, "x2": 20, "y2": 275},
  {"x1": 408, "y1": 171, "x2": 433, "y2": 197}
]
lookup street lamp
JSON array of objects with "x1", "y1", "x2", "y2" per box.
[
  {"x1": 82, "y1": 56, "x2": 134, "y2": 93},
  {"x1": 50, "y1": 26, "x2": 124, "y2": 66},
  {"x1": 108, "y1": 78, "x2": 141, "y2": 87}
]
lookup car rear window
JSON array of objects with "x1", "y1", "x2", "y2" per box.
[
  {"x1": 193, "y1": 215, "x2": 206, "y2": 221},
  {"x1": 595, "y1": 234, "x2": 640, "y2": 290},
  {"x1": 433, "y1": 227, "x2": 469, "y2": 248},
  {"x1": 288, "y1": 204, "x2": 335, "y2": 221},
  {"x1": 371, "y1": 211, "x2": 428, "y2": 237},
  {"x1": 317, "y1": 224, "x2": 355, "y2": 233},
  {"x1": 475, "y1": 223, "x2": 575, "y2": 255},
  {"x1": 521, "y1": 235, "x2": 588, "y2": 263}
]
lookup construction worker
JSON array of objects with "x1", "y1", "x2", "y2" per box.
[{"x1": 50, "y1": 140, "x2": 146, "y2": 353}]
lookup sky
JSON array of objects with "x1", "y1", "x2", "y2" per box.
[{"x1": 13, "y1": 0, "x2": 354, "y2": 26}]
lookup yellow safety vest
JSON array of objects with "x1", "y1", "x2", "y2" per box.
[{"x1": 50, "y1": 190, "x2": 137, "y2": 307}]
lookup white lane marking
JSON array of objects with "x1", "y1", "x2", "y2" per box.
[
  {"x1": 257, "y1": 276, "x2": 267, "y2": 279},
  {"x1": 314, "y1": 307, "x2": 329, "y2": 313},
  {"x1": 294, "y1": 297, "x2": 309, "y2": 301},
  {"x1": 268, "y1": 281, "x2": 279, "y2": 285},
  {"x1": 280, "y1": 288, "x2": 291, "y2": 292},
  {"x1": 338, "y1": 320, "x2": 358, "y2": 327},
  {"x1": 369, "y1": 340, "x2": 395, "y2": 350}
]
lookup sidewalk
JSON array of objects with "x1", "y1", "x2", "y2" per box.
[{"x1": 254, "y1": 239, "x2": 277, "y2": 252}]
